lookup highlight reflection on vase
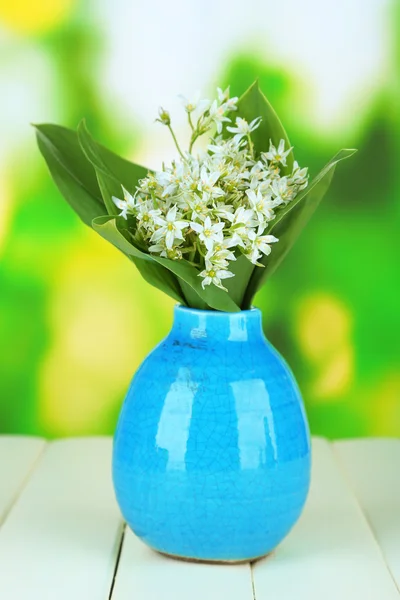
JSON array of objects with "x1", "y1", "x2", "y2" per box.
[{"x1": 113, "y1": 305, "x2": 311, "y2": 562}]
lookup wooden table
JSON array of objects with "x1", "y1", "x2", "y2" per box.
[{"x1": 0, "y1": 436, "x2": 398, "y2": 599}]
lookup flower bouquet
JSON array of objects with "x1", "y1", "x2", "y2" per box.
[
  {"x1": 35, "y1": 81, "x2": 356, "y2": 563},
  {"x1": 35, "y1": 81, "x2": 355, "y2": 313}
]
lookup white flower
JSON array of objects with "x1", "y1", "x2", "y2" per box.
[
  {"x1": 217, "y1": 87, "x2": 238, "y2": 111},
  {"x1": 226, "y1": 116, "x2": 262, "y2": 142},
  {"x1": 187, "y1": 193, "x2": 210, "y2": 221},
  {"x1": 198, "y1": 168, "x2": 224, "y2": 198},
  {"x1": 205, "y1": 235, "x2": 237, "y2": 265},
  {"x1": 264, "y1": 139, "x2": 292, "y2": 167},
  {"x1": 232, "y1": 206, "x2": 259, "y2": 234},
  {"x1": 246, "y1": 189, "x2": 275, "y2": 223},
  {"x1": 208, "y1": 136, "x2": 245, "y2": 158},
  {"x1": 206, "y1": 248, "x2": 236, "y2": 269},
  {"x1": 135, "y1": 202, "x2": 161, "y2": 230},
  {"x1": 199, "y1": 260, "x2": 234, "y2": 291},
  {"x1": 290, "y1": 161, "x2": 308, "y2": 189},
  {"x1": 156, "y1": 163, "x2": 187, "y2": 197},
  {"x1": 149, "y1": 241, "x2": 183, "y2": 260},
  {"x1": 179, "y1": 91, "x2": 210, "y2": 115},
  {"x1": 112, "y1": 186, "x2": 137, "y2": 219},
  {"x1": 212, "y1": 201, "x2": 235, "y2": 222},
  {"x1": 271, "y1": 177, "x2": 294, "y2": 206},
  {"x1": 151, "y1": 205, "x2": 189, "y2": 249},
  {"x1": 190, "y1": 215, "x2": 224, "y2": 251},
  {"x1": 209, "y1": 100, "x2": 232, "y2": 133},
  {"x1": 246, "y1": 228, "x2": 279, "y2": 264}
]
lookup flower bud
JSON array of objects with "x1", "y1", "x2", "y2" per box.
[{"x1": 157, "y1": 107, "x2": 171, "y2": 126}]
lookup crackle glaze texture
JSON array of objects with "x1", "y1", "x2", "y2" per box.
[{"x1": 113, "y1": 306, "x2": 311, "y2": 562}]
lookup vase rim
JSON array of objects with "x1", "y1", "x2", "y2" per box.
[{"x1": 174, "y1": 304, "x2": 261, "y2": 317}]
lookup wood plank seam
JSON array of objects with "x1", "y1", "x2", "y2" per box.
[
  {"x1": 331, "y1": 443, "x2": 400, "y2": 596},
  {"x1": 250, "y1": 562, "x2": 257, "y2": 600},
  {"x1": 0, "y1": 440, "x2": 47, "y2": 528},
  {"x1": 108, "y1": 523, "x2": 126, "y2": 600}
]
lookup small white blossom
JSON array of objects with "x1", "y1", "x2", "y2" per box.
[
  {"x1": 246, "y1": 189, "x2": 275, "y2": 223},
  {"x1": 263, "y1": 139, "x2": 292, "y2": 167},
  {"x1": 112, "y1": 186, "x2": 137, "y2": 219},
  {"x1": 227, "y1": 116, "x2": 262, "y2": 142},
  {"x1": 231, "y1": 207, "x2": 259, "y2": 245},
  {"x1": 290, "y1": 161, "x2": 308, "y2": 189},
  {"x1": 149, "y1": 241, "x2": 183, "y2": 260},
  {"x1": 187, "y1": 193, "x2": 209, "y2": 221},
  {"x1": 179, "y1": 91, "x2": 210, "y2": 115},
  {"x1": 151, "y1": 205, "x2": 189, "y2": 249},
  {"x1": 208, "y1": 100, "x2": 232, "y2": 133},
  {"x1": 217, "y1": 87, "x2": 238, "y2": 111},
  {"x1": 271, "y1": 177, "x2": 294, "y2": 206},
  {"x1": 212, "y1": 201, "x2": 235, "y2": 222},
  {"x1": 199, "y1": 260, "x2": 234, "y2": 291},
  {"x1": 246, "y1": 228, "x2": 279, "y2": 264},
  {"x1": 190, "y1": 216, "x2": 224, "y2": 252},
  {"x1": 136, "y1": 202, "x2": 161, "y2": 230},
  {"x1": 198, "y1": 168, "x2": 224, "y2": 198}
]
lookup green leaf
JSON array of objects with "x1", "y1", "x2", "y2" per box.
[
  {"x1": 179, "y1": 281, "x2": 210, "y2": 311},
  {"x1": 224, "y1": 253, "x2": 256, "y2": 310},
  {"x1": 92, "y1": 216, "x2": 185, "y2": 304},
  {"x1": 243, "y1": 148, "x2": 357, "y2": 307},
  {"x1": 234, "y1": 80, "x2": 294, "y2": 174},
  {"x1": 77, "y1": 120, "x2": 149, "y2": 208},
  {"x1": 34, "y1": 124, "x2": 105, "y2": 226}
]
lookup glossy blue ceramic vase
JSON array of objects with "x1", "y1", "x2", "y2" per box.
[{"x1": 113, "y1": 306, "x2": 311, "y2": 562}]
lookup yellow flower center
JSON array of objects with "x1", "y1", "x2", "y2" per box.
[
  {"x1": 209, "y1": 270, "x2": 216, "y2": 278},
  {"x1": 167, "y1": 223, "x2": 174, "y2": 231}
]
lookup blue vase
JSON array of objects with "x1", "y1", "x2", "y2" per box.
[{"x1": 113, "y1": 306, "x2": 311, "y2": 562}]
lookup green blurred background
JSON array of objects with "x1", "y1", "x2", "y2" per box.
[{"x1": 0, "y1": 0, "x2": 398, "y2": 439}]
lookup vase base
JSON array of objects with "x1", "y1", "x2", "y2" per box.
[{"x1": 157, "y1": 549, "x2": 273, "y2": 565}]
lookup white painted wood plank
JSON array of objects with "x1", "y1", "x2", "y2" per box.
[
  {"x1": 252, "y1": 438, "x2": 400, "y2": 600},
  {"x1": 0, "y1": 437, "x2": 123, "y2": 600},
  {"x1": 334, "y1": 438, "x2": 400, "y2": 593},
  {"x1": 111, "y1": 528, "x2": 254, "y2": 600},
  {"x1": 0, "y1": 435, "x2": 46, "y2": 524}
]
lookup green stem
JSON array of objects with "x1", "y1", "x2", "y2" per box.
[
  {"x1": 168, "y1": 125, "x2": 185, "y2": 159},
  {"x1": 151, "y1": 191, "x2": 158, "y2": 209},
  {"x1": 188, "y1": 112, "x2": 195, "y2": 132},
  {"x1": 189, "y1": 131, "x2": 200, "y2": 153},
  {"x1": 188, "y1": 241, "x2": 197, "y2": 263},
  {"x1": 247, "y1": 133, "x2": 254, "y2": 158}
]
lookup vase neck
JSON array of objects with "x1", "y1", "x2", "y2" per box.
[{"x1": 170, "y1": 305, "x2": 264, "y2": 343}]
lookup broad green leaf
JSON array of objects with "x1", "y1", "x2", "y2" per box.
[
  {"x1": 92, "y1": 216, "x2": 185, "y2": 304},
  {"x1": 243, "y1": 149, "x2": 357, "y2": 307},
  {"x1": 34, "y1": 124, "x2": 105, "y2": 226},
  {"x1": 77, "y1": 120, "x2": 149, "y2": 204},
  {"x1": 233, "y1": 80, "x2": 294, "y2": 174},
  {"x1": 179, "y1": 281, "x2": 210, "y2": 311},
  {"x1": 96, "y1": 169, "x2": 125, "y2": 216},
  {"x1": 224, "y1": 254, "x2": 256, "y2": 309}
]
